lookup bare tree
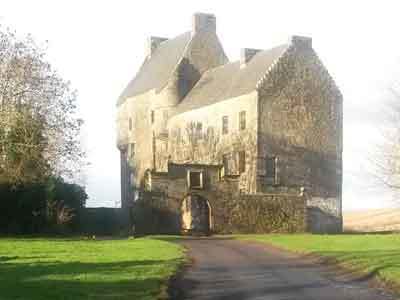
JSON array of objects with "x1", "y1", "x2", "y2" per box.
[
  {"x1": 0, "y1": 26, "x2": 84, "y2": 185},
  {"x1": 372, "y1": 81, "x2": 400, "y2": 201}
]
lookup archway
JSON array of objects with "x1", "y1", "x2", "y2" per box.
[{"x1": 181, "y1": 194, "x2": 211, "y2": 234}]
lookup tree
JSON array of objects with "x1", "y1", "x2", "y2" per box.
[
  {"x1": 0, "y1": 26, "x2": 84, "y2": 185},
  {"x1": 372, "y1": 81, "x2": 400, "y2": 201}
]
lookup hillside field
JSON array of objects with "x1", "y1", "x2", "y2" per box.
[{"x1": 343, "y1": 208, "x2": 400, "y2": 232}]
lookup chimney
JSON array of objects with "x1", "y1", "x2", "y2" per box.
[
  {"x1": 289, "y1": 35, "x2": 312, "y2": 48},
  {"x1": 240, "y1": 48, "x2": 261, "y2": 68},
  {"x1": 192, "y1": 13, "x2": 216, "y2": 36},
  {"x1": 147, "y1": 36, "x2": 168, "y2": 58}
]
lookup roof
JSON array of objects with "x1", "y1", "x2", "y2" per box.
[
  {"x1": 173, "y1": 44, "x2": 288, "y2": 115},
  {"x1": 117, "y1": 32, "x2": 192, "y2": 105}
]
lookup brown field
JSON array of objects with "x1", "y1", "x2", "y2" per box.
[{"x1": 343, "y1": 208, "x2": 400, "y2": 232}]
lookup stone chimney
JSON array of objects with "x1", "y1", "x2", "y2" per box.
[
  {"x1": 240, "y1": 48, "x2": 261, "y2": 68},
  {"x1": 192, "y1": 13, "x2": 216, "y2": 36},
  {"x1": 147, "y1": 36, "x2": 168, "y2": 58},
  {"x1": 289, "y1": 35, "x2": 312, "y2": 48}
]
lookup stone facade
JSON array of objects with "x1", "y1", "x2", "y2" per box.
[{"x1": 116, "y1": 13, "x2": 343, "y2": 234}]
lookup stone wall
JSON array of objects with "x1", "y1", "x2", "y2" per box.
[
  {"x1": 257, "y1": 38, "x2": 343, "y2": 232},
  {"x1": 132, "y1": 163, "x2": 306, "y2": 234},
  {"x1": 167, "y1": 92, "x2": 259, "y2": 193}
]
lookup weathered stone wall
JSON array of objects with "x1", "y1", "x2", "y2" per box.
[
  {"x1": 167, "y1": 92, "x2": 259, "y2": 193},
  {"x1": 257, "y1": 39, "x2": 343, "y2": 232},
  {"x1": 132, "y1": 163, "x2": 306, "y2": 234},
  {"x1": 116, "y1": 28, "x2": 228, "y2": 208}
]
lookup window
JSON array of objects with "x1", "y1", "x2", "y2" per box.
[
  {"x1": 188, "y1": 170, "x2": 203, "y2": 189},
  {"x1": 129, "y1": 143, "x2": 135, "y2": 158},
  {"x1": 239, "y1": 111, "x2": 246, "y2": 130},
  {"x1": 222, "y1": 154, "x2": 229, "y2": 175},
  {"x1": 129, "y1": 117, "x2": 132, "y2": 131},
  {"x1": 163, "y1": 110, "x2": 168, "y2": 121},
  {"x1": 196, "y1": 122, "x2": 203, "y2": 139},
  {"x1": 238, "y1": 151, "x2": 246, "y2": 174},
  {"x1": 222, "y1": 116, "x2": 229, "y2": 134},
  {"x1": 266, "y1": 156, "x2": 277, "y2": 180},
  {"x1": 151, "y1": 110, "x2": 155, "y2": 124}
]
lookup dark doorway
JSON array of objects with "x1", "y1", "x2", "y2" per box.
[{"x1": 181, "y1": 194, "x2": 210, "y2": 234}]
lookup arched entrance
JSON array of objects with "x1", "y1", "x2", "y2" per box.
[{"x1": 181, "y1": 194, "x2": 211, "y2": 234}]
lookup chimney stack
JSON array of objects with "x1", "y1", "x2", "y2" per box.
[
  {"x1": 192, "y1": 13, "x2": 216, "y2": 36},
  {"x1": 289, "y1": 35, "x2": 312, "y2": 48},
  {"x1": 147, "y1": 36, "x2": 168, "y2": 58},
  {"x1": 240, "y1": 48, "x2": 261, "y2": 68}
]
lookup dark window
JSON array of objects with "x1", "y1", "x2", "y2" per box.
[
  {"x1": 129, "y1": 143, "x2": 135, "y2": 158},
  {"x1": 239, "y1": 151, "x2": 246, "y2": 174},
  {"x1": 239, "y1": 111, "x2": 246, "y2": 130},
  {"x1": 222, "y1": 154, "x2": 229, "y2": 175},
  {"x1": 151, "y1": 110, "x2": 155, "y2": 124},
  {"x1": 189, "y1": 171, "x2": 203, "y2": 189},
  {"x1": 222, "y1": 116, "x2": 229, "y2": 134},
  {"x1": 266, "y1": 156, "x2": 276, "y2": 180},
  {"x1": 196, "y1": 122, "x2": 203, "y2": 139},
  {"x1": 129, "y1": 118, "x2": 132, "y2": 131}
]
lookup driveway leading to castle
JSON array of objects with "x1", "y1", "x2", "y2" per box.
[{"x1": 172, "y1": 238, "x2": 396, "y2": 300}]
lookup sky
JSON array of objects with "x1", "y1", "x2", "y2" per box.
[{"x1": 1, "y1": 0, "x2": 399, "y2": 211}]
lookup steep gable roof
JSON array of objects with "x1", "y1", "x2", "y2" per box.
[
  {"x1": 173, "y1": 44, "x2": 288, "y2": 114},
  {"x1": 117, "y1": 32, "x2": 192, "y2": 106}
]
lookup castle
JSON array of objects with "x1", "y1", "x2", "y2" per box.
[{"x1": 116, "y1": 13, "x2": 343, "y2": 234}]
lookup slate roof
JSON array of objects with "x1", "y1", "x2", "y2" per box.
[
  {"x1": 173, "y1": 44, "x2": 288, "y2": 115},
  {"x1": 117, "y1": 32, "x2": 192, "y2": 105}
]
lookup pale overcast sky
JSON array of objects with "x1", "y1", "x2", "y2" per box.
[{"x1": 1, "y1": 0, "x2": 399, "y2": 210}]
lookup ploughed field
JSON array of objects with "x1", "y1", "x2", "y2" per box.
[
  {"x1": 343, "y1": 208, "x2": 400, "y2": 232},
  {"x1": 238, "y1": 234, "x2": 400, "y2": 293},
  {"x1": 0, "y1": 237, "x2": 184, "y2": 300}
]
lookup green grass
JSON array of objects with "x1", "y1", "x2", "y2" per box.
[
  {"x1": 237, "y1": 234, "x2": 400, "y2": 290},
  {"x1": 0, "y1": 236, "x2": 184, "y2": 300}
]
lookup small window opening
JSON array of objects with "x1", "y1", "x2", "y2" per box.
[
  {"x1": 239, "y1": 111, "x2": 246, "y2": 130},
  {"x1": 222, "y1": 154, "x2": 229, "y2": 175},
  {"x1": 188, "y1": 170, "x2": 203, "y2": 189},
  {"x1": 151, "y1": 110, "x2": 155, "y2": 124},
  {"x1": 129, "y1": 117, "x2": 132, "y2": 131},
  {"x1": 266, "y1": 156, "x2": 277, "y2": 181},
  {"x1": 239, "y1": 151, "x2": 246, "y2": 174},
  {"x1": 196, "y1": 122, "x2": 203, "y2": 139},
  {"x1": 222, "y1": 116, "x2": 229, "y2": 134}
]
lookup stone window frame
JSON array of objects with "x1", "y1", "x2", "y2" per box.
[
  {"x1": 196, "y1": 122, "x2": 203, "y2": 139},
  {"x1": 129, "y1": 143, "x2": 135, "y2": 158},
  {"x1": 239, "y1": 111, "x2": 246, "y2": 131},
  {"x1": 187, "y1": 169, "x2": 204, "y2": 189},
  {"x1": 266, "y1": 156, "x2": 278, "y2": 184},
  {"x1": 222, "y1": 115, "x2": 229, "y2": 135},
  {"x1": 222, "y1": 154, "x2": 229, "y2": 176},
  {"x1": 238, "y1": 150, "x2": 246, "y2": 174}
]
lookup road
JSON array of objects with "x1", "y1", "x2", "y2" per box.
[{"x1": 170, "y1": 238, "x2": 397, "y2": 300}]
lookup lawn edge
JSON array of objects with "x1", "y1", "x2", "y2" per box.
[
  {"x1": 236, "y1": 236, "x2": 400, "y2": 297},
  {"x1": 157, "y1": 241, "x2": 189, "y2": 300}
]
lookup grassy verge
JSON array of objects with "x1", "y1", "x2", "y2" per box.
[
  {"x1": 0, "y1": 236, "x2": 184, "y2": 300},
  {"x1": 237, "y1": 234, "x2": 400, "y2": 291}
]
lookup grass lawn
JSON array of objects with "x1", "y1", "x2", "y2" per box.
[
  {"x1": 0, "y1": 236, "x2": 184, "y2": 300},
  {"x1": 237, "y1": 234, "x2": 400, "y2": 290}
]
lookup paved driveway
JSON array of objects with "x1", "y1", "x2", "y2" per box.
[{"x1": 171, "y1": 238, "x2": 397, "y2": 300}]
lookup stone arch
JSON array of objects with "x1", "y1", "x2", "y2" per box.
[{"x1": 181, "y1": 194, "x2": 211, "y2": 234}]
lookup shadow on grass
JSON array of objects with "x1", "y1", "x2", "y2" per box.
[
  {"x1": 150, "y1": 234, "x2": 235, "y2": 244},
  {"x1": 304, "y1": 249, "x2": 400, "y2": 292},
  {"x1": 0, "y1": 258, "x2": 180, "y2": 300}
]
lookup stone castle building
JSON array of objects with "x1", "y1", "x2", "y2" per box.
[{"x1": 116, "y1": 13, "x2": 343, "y2": 234}]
